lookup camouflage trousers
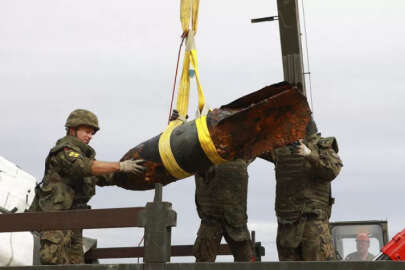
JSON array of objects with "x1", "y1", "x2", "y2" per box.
[
  {"x1": 40, "y1": 229, "x2": 84, "y2": 265},
  {"x1": 276, "y1": 218, "x2": 335, "y2": 261},
  {"x1": 193, "y1": 220, "x2": 253, "y2": 262}
]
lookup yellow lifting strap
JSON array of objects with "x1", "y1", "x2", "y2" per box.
[
  {"x1": 158, "y1": 0, "x2": 225, "y2": 179},
  {"x1": 177, "y1": 0, "x2": 204, "y2": 116},
  {"x1": 158, "y1": 119, "x2": 192, "y2": 179},
  {"x1": 177, "y1": 32, "x2": 205, "y2": 114},
  {"x1": 195, "y1": 115, "x2": 227, "y2": 164},
  {"x1": 180, "y1": 0, "x2": 199, "y2": 34}
]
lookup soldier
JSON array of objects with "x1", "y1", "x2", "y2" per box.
[
  {"x1": 193, "y1": 159, "x2": 254, "y2": 262},
  {"x1": 261, "y1": 117, "x2": 343, "y2": 261},
  {"x1": 31, "y1": 109, "x2": 145, "y2": 265}
]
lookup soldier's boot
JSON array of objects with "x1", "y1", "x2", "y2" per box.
[{"x1": 193, "y1": 223, "x2": 222, "y2": 262}]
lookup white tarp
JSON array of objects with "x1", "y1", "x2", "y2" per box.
[{"x1": 0, "y1": 156, "x2": 37, "y2": 266}]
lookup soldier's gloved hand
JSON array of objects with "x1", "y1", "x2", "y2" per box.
[
  {"x1": 119, "y1": 159, "x2": 146, "y2": 175},
  {"x1": 296, "y1": 140, "x2": 311, "y2": 156},
  {"x1": 169, "y1": 109, "x2": 188, "y2": 121},
  {"x1": 169, "y1": 109, "x2": 179, "y2": 121}
]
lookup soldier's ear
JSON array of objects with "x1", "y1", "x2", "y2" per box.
[{"x1": 67, "y1": 128, "x2": 77, "y2": 137}]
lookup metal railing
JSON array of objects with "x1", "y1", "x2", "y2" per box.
[{"x1": 0, "y1": 184, "x2": 264, "y2": 263}]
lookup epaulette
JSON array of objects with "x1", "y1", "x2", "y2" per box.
[{"x1": 318, "y1": 137, "x2": 339, "y2": 153}]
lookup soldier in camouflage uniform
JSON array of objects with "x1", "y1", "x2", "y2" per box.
[
  {"x1": 30, "y1": 109, "x2": 145, "y2": 265},
  {"x1": 261, "y1": 117, "x2": 343, "y2": 261},
  {"x1": 193, "y1": 159, "x2": 254, "y2": 262}
]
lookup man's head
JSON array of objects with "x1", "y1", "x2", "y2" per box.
[
  {"x1": 65, "y1": 109, "x2": 99, "y2": 144},
  {"x1": 356, "y1": 233, "x2": 370, "y2": 254}
]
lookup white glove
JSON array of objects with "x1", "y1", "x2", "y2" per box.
[
  {"x1": 296, "y1": 141, "x2": 311, "y2": 157},
  {"x1": 119, "y1": 159, "x2": 145, "y2": 175}
]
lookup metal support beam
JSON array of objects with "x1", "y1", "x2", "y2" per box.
[
  {"x1": 136, "y1": 184, "x2": 177, "y2": 263},
  {"x1": 277, "y1": 0, "x2": 306, "y2": 95}
]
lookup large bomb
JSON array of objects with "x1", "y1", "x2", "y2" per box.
[{"x1": 113, "y1": 81, "x2": 311, "y2": 190}]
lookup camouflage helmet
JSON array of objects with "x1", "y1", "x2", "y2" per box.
[
  {"x1": 305, "y1": 115, "x2": 318, "y2": 136},
  {"x1": 65, "y1": 109, "x2": 99, "y2": 132}
]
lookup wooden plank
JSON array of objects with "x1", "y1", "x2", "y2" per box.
[
  {"x1": 84, "y1": 244, "x2": 233, "y2": 260},
  {"x1": 0, "y1": 207, "x2": 145, "y2": 232},
  {"x1": 86, "y1": 247, "x2": 144, "y2": 259}
]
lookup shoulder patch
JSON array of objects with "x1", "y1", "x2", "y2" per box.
[
  {"x1": 64, "y1": 148, "x2": 82, "y2": 161},
  {"x1": 68, "y1": 151, "x2": 80, "y2": 158},
  {"x1": 318, "y1": 137, "x2": 339, "y2": 153}
]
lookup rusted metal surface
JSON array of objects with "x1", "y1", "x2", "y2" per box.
[
  {"x1": 85, "y1": 244, "x2": 233, "y2": 260},
  {"x1": 210, "y1": 81, "x2": 309, "y2": 160},
  {"x1": 113, "y1": 81, "x2": 310, "y2": 190},
  {"x1": 0, "y1": 207, "x2": 144, "y2": 232}
]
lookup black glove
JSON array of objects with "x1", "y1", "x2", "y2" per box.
[{"x1": 169, "y1": 109, "x2": 179, "y2": 121}]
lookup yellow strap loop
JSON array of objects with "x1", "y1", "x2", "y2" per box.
[
  {"x1": 176, "y1": 50, "x2": 191, "y2": 116},
  {"x1": 176, "y1": 32, "x2": 205, "y2": 117},
  {"x1": 190, "y1": 48, "x2": 205, "y2": 112},
  {"x1": 196, "y1": 115, "x2": 226, "y2": 164},
  {"x1": 158, "y1": 120, "x2": 192, "y2": 179}
]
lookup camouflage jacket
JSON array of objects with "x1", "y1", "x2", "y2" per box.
[
  {"x1": 195, "y1": 159, "x2": 250, "y2": 236},
  {"x1": 33, "y1": 135, "x2": 113, "y2": 212},
  {"x1": 262, "y1": 133, "x2": 343, "y2": 223}
]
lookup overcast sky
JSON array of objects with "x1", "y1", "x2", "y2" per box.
[{"x1": 1, "y1": 0, "x2": 404, "y2": 263}]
